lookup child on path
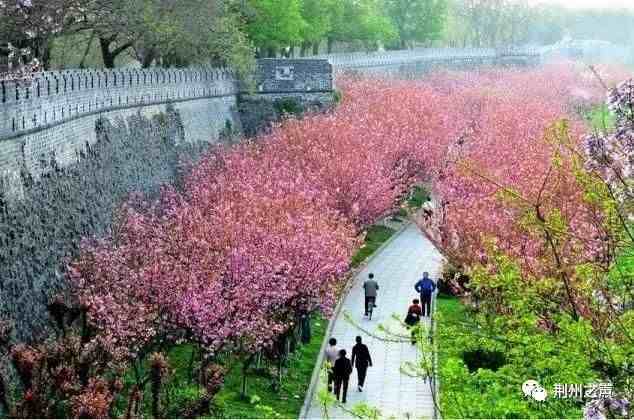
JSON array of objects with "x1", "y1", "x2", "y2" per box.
[{"x1": 324, "y1": 337, "x2": 338, "y2": 393}]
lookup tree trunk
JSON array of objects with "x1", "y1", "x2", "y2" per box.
[
  {"x1": 188, "y1": 346, "x2": 197, "y2": 381},
  {"x1": 327, "y1": 38, "x2": 334, "y2": 54},
  {"x1": 125, "y1": 385, "x2": 142, "y2": 419},
  {"x1": 99, "y1": 36, "x2": 133, "y2": 69},
  {"x1": 312, "y1": 42, "x2": 320, "y2": 55},
  {"x1": 99, "y1": 37, "x2": 116, "y2": 68},
  {"x1": 0, "y1": 374, "x2": 8, "y2": 416},
  {"x1": 79, "y1": 31, "x2": 96, "y2": 69},
  {"x1": 301, "y1": 314, "x2": 311, "y2": 344},
  {"x1": 150, "y1": 359, "x2": 165, "y2": 418},
  {"x1": 300, "y1": 42, "x2": 310, "y2": 57},
  {"x1": 277, "y1": 351, "x2": 283, "y2": 384},
  {"x1": 241, "y1": 354, "x2": 255, "y2": 397},
  {"x1": 40, "y1": 40, "x2": 52, "y2": 70},
  {"x1": 266, "y1": 46, "x2": 277, "y2": 58}
]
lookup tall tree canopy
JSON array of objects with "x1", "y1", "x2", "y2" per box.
[
  {"x1": 298, "y1": 0, "x2": 334, "y2": 55},
  {"x1": 1, "y1": 0, "x2": 253, "y2": 73},
  {"x1": 386, "y1": 0, "x2": 448, "y2": 48},
  {"x1": 327, "y1": 0, "x2": 397, "y2": 52},
  {"x1": 245, "y1": 0, "x2": 306, "y2": 57}
]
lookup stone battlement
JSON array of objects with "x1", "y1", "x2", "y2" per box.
[{"x1": 0, "y1": 67, "x2": 236, "y2": 140}]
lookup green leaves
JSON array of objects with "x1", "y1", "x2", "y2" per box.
[
  {"x1": 329, "y1": 0, "x2": 398, "y2": 48},
  {"x1": 246, "y1": 0, "x2": 306, "y2": 50},
  {"x1": 385, "y1": 0, "x2": 448, "y2": 47},
  {"x1": 300, "y1": 0, "x2": 335, "y2": 44}
]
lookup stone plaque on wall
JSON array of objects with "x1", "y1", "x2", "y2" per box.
[{"x1": 275, "y1": 66, "x2": 294, "y2": 80}]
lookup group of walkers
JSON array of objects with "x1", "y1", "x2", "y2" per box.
[
  {"x1": 405, "y1": 271, "x2": 436, "y2": 343},
  {"x1": 324, "y1": 271, "x2": 438, "y2": 404},
  {"x1": 324, "y1": 336, "x2": 373, "y2": 404},
  {"x1": 363, "y1": 270, "x2": 436, "y2": 322}
]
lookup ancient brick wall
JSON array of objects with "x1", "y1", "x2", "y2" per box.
[{"x1": 0, "y1": 67, "x2": 238, "y2": 195}]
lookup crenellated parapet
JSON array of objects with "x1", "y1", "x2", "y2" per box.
[{"x1": 0, "y1": 67, "x2": 237, "y2": 140}]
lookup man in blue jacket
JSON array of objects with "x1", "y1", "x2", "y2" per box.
[{"x1": 414, "y1": 272, "x2": 436, "y2": 317}]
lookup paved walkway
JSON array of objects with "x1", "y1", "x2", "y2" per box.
[{"x1": 305, "y1": 223, "x2": 444, "y2": 419}]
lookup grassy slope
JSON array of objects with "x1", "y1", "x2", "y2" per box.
[
  {"x1": 214, "y1": 315, "x2": 327, "y2": 419},
  {"x1": 435, "y1": 295, "x2": 470, "y2": 418},
  {"x1": 350, "y1": 225, "x2": 397, "y2": 268}
]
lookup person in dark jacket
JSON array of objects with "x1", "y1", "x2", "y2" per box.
[
  {"x1": 414, "y1": 272, "x2": 436, "y2": 317},
  {"x1": 363, "y1": 272, "x2": 379, "y2": 316},
  {"x1": 351, "y1": 336, "x2": 373, "y2": 391},
  {"x1": 333, "y1": 349, "x2": 353, "y2": 403}
]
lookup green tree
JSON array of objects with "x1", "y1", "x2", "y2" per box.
[
  {"x1": 42, "y1": 0, "x2": 254, "y2": 76},
  {"x1": 443, "y1": 0, "x2": 537, "y2": 47},
  {"x1": 0, "y1": 0, "x2": 91, "y2": 70},
  {"x1": 327, "y1": 0, "x2": 397, "y2": 52},
  {"x1": 130, "y1": 0, "x2": 254, "y2": 75},
  {"x1": 299, "y1": 0, "x2": 335, "y2": 56},
  {"x1": 246, "y1": 0, "x2": 306, "y2": 57},
  {"x1": 386, "y1": 0, "x2": 448, "y2": 49},
  {"x1": 524, "y1": 4, "x2": 564, "y2": 45}
]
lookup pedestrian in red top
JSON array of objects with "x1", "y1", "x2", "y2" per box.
[{"x1": 405, "y1": 298, "x2": 423, "y2": 344}]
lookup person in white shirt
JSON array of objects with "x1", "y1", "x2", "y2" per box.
[{"x1": 324, "y1": 337, "x2": 339, "y2": 393}]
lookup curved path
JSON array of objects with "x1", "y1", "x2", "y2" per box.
[{"x1": 304, "y1": 223, "x2": 444, "y2": 419}]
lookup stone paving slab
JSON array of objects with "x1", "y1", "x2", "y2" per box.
[{"x1": 305, "y1": 223, "x2": 444, "y2": 419}]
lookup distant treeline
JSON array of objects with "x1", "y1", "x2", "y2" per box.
[{"x1": 1, "y1": 0, "x2": 633, "y2": 75}]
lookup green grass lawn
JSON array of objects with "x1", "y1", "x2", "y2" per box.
[
  {"x1": 111, "y1": 315, "x2": 328, "y2": 419},
  {"x1": 350, "y1": 185, "x2": 429, "y2": 269},
  {"x1": 435, "y1": 294, "x2": 467, "y2": 389},
  {"x1": 213, "y1": 315, "x2": 327, "y2": 418},
  {"x1": 350, "y1": 225, "x2": 397, "y2": 267}
]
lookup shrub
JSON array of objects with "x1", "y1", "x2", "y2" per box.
[
  {"x1": 332, "y1": 90, "x2": 343, "y2": 104},
  {"x1": 273, "y1": 98, "x2": 304, "y2": 116},
  {"x1": 462, "y1": 349, "x2": 506, "y2": 373}
]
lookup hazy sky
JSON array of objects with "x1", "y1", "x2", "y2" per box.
[{"x1": 528, "y1": 0, "x2": 634, "y2": 9}]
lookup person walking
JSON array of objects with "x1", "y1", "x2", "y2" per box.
[
  {"x1": 324, "y1": 338, "x2": 339, "y2": 393},
  {"x1": 363, "y1": 273, "x2": 379, "y2": 317},
  {"x1": 414, "y1": 272, "x2": 436, "y2": 317},
  {"x1": 333, "y1": 349, "x2": 353, "y2": 403},
  {"x1": 351, "y1": 336, "x2": 373, "y2": 391},
  {"x1": 405, "y1": 298, "x2": 423, "y2": 344}
]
